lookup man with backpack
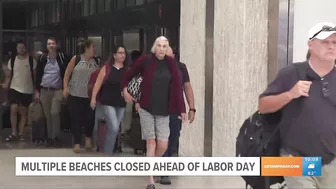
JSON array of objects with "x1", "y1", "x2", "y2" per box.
[
  {"x1": 35, "y1": 37, "x2": 69, "y2": 147},
  {"x1": 3, "y1": 41, "x2": 37, "y2": 142},
  {"x1": 258, "y1": 22, "x2": 336, "y2": 188}
]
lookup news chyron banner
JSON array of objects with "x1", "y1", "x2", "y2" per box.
[
  {"x1": 261, "y1": 157, "x2": 322, "y2": 176},
  {"x1": 15, "y1": 157, "x2": 260, "y2": 176},
  {"x1": 15, "y1": 157, "x2": 322, "y2": 176}
]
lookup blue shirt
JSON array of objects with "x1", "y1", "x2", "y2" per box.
[{"x1": 40, "y1": 56, "x2": 62, "y2": 88}]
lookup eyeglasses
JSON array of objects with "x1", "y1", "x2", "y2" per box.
[{"x1": 309, "y1": 25, "x2": 336, "y2": 40}]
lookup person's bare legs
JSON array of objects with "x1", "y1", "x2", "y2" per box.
[
  {"x1": 10, "y1": 104, "x2": 19, "y2": 135},
  {"x1": 147, "y1": 137, "x2": 168, "y2": 185},
  {"x1": 146, "y1": 139, "x2": 156, "y2": 184},
  {"x1": 155, "y1": 140, "x2": 168, "y2": 156},
  {"x1": 18, "y1": 106, "x2": 28, "y2": 140}
]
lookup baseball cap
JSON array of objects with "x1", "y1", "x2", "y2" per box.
[{"x1": 308, "y1": 22, "x2": 336, "y2": 40}]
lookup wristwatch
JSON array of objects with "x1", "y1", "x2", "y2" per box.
[{"x1": 189, "y1": 108, "x2": 196, "y2": 113}]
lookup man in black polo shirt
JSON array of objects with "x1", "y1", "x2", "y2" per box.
[
  {"x1": 259, "y1": 22, "x2": 336, "y2": 188},
  {"x1": 155, "y1": 47, "x2": 195, "y2": 185}
]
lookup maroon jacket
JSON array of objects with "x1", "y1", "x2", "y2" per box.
[{"x1": 121, "y1": 54, "x2": 186, "y2": 114}]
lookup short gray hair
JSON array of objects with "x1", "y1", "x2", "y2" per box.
[{"x1": 150, "y1": 36, "x2": 169, "y2": 53}]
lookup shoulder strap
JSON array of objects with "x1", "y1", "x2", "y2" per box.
[
  {"x1": 103, "y1": 63, "x2": 111, "y2": 82},
  {"x1": 28, "y1": 56, "x2": 35, "y2": 85},
  {"x1": 75, "y1": 54, "x2": 81, "y2": 66},
  {"x1": 58, "y1": 52, "x2": 65, "y2": 65},
  {"x1": 293, "y1": 61, "x2": 309, "y2": 81},
  {"x1": 93, "y1": 57, "x2": 100, "y2": 65},
  {"x1": 10, "y1": 57, "x2": 15, "y2": 72},
  {"x1": 39, "y1": 53, "x2": 46, "y2": 63}
]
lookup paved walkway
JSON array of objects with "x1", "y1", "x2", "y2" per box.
[{"x1": 0, "y1": 148, "x2": 245, "y2": 189}]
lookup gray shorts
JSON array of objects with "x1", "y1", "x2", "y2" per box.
[{"x1": 138, "y1": 108, "x2": 170, "y2": 140}]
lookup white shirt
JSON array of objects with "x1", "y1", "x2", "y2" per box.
[{"x1": 7, "y1": 56, "x2": 37, "y2": 94}]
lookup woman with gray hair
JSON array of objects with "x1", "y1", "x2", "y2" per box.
[{"x1": 122, "y1": 36, "x2": 186, "y2": 189}]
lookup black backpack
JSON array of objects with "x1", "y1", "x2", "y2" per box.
[
  {"x1": 236, "y1": 62, "x2": 308, "y2": 189},
  {"x1": 10, "y1": 56, "x2": 34, "y2": 87}
]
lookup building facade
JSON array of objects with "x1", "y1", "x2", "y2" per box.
[
  {"x1": 25, "y1": 0, "x2": 180, "y2": 60},
  {"x1": 0, "y1": 0, "x2": 332, "y2": 157}
]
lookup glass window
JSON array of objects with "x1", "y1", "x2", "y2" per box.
[
  {"x1": 56, "y1": 0, "x2": 61, "y2": 22},
  {"x1": 68, "y1": 0, "x2": 73, "y2": 19},
  {"x1": 30, "y1": 10, "x2": 34, "y2": 27},
  {"x1": 83, "y1": 0, "x2": 89, "y2": 16},
  {"x1": 48, "y1": 3, "x2": 52, "y2": 23},
  {"x1": 40, "y1": 8, "x2": 45, "y2": 25},
  {"x1": 123, "y1": 29, "x2": 140, "y2": 51},
  {"x1": 35, "y1": 10, "x2": 38, "y2": 26},
  {"x1": 136, "y1": 0, "x2": 144, "y2": 5},
  {"x1": 117, "y1": 0, "x2": 125, "y2": 9},
  {"x1": 52, "y1": 2, "x2": 56, "y2": 23},
  {"x1": 97, "y1": 0, "x2": 104, "y2": 13},
  {"x1": 90, "y1": 0, "x2": 96, "y2": 15},
  {"x1": 126, "y1": 0, "x2": 135, "y2": 7},
  {"x1": 105, "y1": 0, "x2": 111, "y2": 11},
  {"x1": 76, "y1": 0, "x2": 82, "y2": 17}
]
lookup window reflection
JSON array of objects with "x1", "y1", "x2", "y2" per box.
[
  {"x1": 136, "y1": 0, "x2": 144, "y2": 5},
  {"x1": 90, "y1": 0, "x2": 96, "y2": 15},
  {"x1": 105, "y1": 0, "x2": 111, "y2": 11},
  {"x1": 98, "y1": 0, "x2": 105, "y2": 13},
  {"x1": 123, "y1": 29, "x2": 140, "y2": 51},
  {"x1": 56, "y1": 0, "x2": 60, "y2": 22},
  {"x1": 126, "y1": 0, "x2": 135, "y2": 7},
  {"x1": 83, "y1": 0, "x2": 89, "y2": 16},
  {"x1": 117, "y1": 0, "x2": 125, "y2": 9}
]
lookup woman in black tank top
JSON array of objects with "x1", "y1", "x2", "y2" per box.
[{"x1": 90, "y1": 46, "x2": 128, "y2": 155}]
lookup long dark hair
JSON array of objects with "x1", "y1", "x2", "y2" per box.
[{"x1": 108, "y1": 45, "x2": 129, "y2": 67}]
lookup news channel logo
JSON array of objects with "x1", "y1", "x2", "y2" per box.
[{"x1": 302, "y1": 157, "x2": 321, "y2": 176}]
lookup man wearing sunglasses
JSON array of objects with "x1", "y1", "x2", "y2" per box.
[{"x1": 258, "y1": 22, "x2": 336, "y2": 188}]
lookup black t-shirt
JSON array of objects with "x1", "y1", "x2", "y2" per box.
[
  {"x1": 100, "y1": 66, "x2": 126, "y2": 108},
  {"x1": 148, "y1": 58, "x2": 172, "y2": 116},
  {"x1": 260, "y1": 63, "x2": 336, "y2": 165},
  {"x1": 177, "y1": 62, "x2": 190, "y2": 85}
]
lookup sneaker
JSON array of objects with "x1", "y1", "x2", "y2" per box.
[
  {"x1": 18, "y1": 135, "x2": 25, "y2": 141},
  {"x1": 73, "y1": 144, "x2": 81, "y2": 153},
  {"x1": 160, "y1": 176, "x2": 171, "y2": 185},
  {"x1": 85, "y1": 137, "x2": 93, "y2": 152},
  {"x1": 5, "y1": 134, "x2": 17, "y2": 142},
  {"x1": 146, "y1": 184, "x2": 155, "y2": 189}
]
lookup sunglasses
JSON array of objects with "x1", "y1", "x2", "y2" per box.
[{"x1": 309, "y1": 25, "x2": 336, "y2": 40}]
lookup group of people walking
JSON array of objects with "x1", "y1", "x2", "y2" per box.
[{"x1": 3, "y1": 36, "x2": 195, "y2": 189}]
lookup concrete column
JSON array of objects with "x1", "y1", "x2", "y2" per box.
[
  {"x1": 212, "y1": 0, "x2": 269, "y2": 156},
  {"x1": 0, "y1": 2, "x2": 3, "y2": 65},
  {"x1": 179, "y1": 0, "x2": 206, "y2": 156},
  {"x1": 179, "y1": 0, "x2": 269, "y2": 156}
]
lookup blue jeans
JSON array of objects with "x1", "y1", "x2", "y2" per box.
[
  {"x1": 163, "y1": 114, "x2": 182, "y2": 157},
  {"x1": 93, "y1": 104, "x2": 125, "y2": 153}
]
